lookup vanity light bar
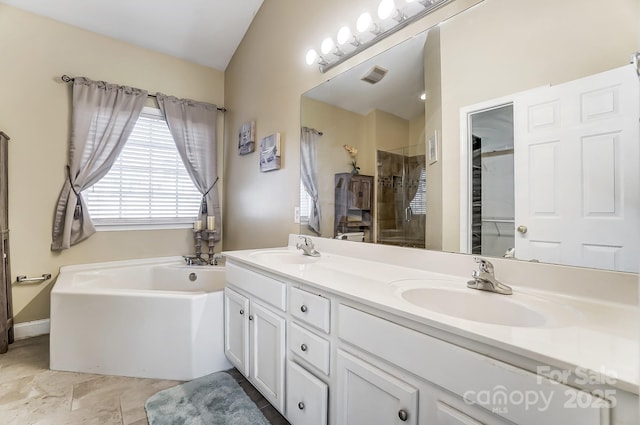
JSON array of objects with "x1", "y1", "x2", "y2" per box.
[{"x1": 306, "y1": 0, "x2": 453, "y2": 73}]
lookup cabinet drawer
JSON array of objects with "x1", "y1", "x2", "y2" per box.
[
  {"x1": 289, "y1": 286, "x2": 330, "y2": 332},
  {"x1": 226, "y1": 262, "x2": 286, "y2": 311},
  {"x1": 286, "y1": 360, "x2": 328, "y2": 425},
  {"x1": 289, "y1": 322, "x2": 330, "y2": 375},
  {"x1": 338, "y1": 304, "x2": 610, "y2": 425}
]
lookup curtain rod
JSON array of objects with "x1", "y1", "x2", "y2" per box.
[
  {"x1": 303, "y1": 126, "x2": 323, "y2": 136},
  {"x1": 60, "y1": 75, "x2": 227, "y2": 112}
]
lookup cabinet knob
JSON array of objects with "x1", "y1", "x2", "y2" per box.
[
  {"x1": 298, "y1": 402, "x2": 305, "y2": 410},
  {"x1": 300, "y1": 344, "x2": 308, "y2": 352},
  {"x1": 239, "y1": 309, "x2": 244, "y2": 315},
  {"x1": 398, "y1": 410, "x2": 408, "y2": 421},
  {"x1": 248, "y1": 315, "x2": 253, "y2": 321},
  {"x1": 300, "y1": 305, "x2": 308, "y2": 313}
]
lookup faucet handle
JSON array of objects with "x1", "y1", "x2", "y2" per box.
[
  {"x1": 298, "y1": 235, "x2": 313, "y2": 247},
  {"x1": 473, "y1": 257, "x2": 494, "y2": 274}
]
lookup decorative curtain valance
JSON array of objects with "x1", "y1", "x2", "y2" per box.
[{"x1": 51, "y1": 77, "x2": 147, "y2": 250}]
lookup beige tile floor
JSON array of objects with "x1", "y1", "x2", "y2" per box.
[{"x1": 0, "y1": 335, "x2": 289, "y2": 425}]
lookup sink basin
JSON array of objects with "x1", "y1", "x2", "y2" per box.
[
  {"x1": 394, "y1": 281, "x2": 582, "y2": 328},
  {"x1": 249, "y1": 250, "x2": 319, "y2": 265}
]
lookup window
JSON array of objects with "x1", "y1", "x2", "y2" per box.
[
  {"x1": 85, "y1": 107, "x2": 201, "y2": 229},
  {"x1": 299, "y1": 181, "x2": 312, "y2": 224},
  {"x1": 409, "y1": 167, "x2": 427, "y2": 214}
]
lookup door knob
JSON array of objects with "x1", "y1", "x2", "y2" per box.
[{"x1": 517, "y1": 225, "x2": 528, "y2": 234}]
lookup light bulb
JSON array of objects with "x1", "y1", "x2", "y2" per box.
[
  {"x1": 420, "y1": 92, "x2": 426, "y2": 100},
  {"x1": 305, "y1": 49, "x2": 318, "y2": 66},
  {"x1": 321, "y1": 37, "x2": 334, "y2": 55},
  {"x1": 356, "y1": 12, "x2": 372, "y2": 33},
  {"x1": 378, "y1": 0, "x2": 396, "y2": 20},
  {"x1": 337, "y1": 26, "x2": 352, "y2": 46}
]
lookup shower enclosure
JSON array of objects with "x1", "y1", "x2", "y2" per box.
[{"x1": 376, "y1": 145, "x2": 426, "y2": 248}]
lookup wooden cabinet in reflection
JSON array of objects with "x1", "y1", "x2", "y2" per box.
[{"x1": 334, "y1": 173, "x2": 373, "y2": 242}]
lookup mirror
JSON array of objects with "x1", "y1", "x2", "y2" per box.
[{"x1": 300, "y1": 0, "x2": 639, "y2": 273}]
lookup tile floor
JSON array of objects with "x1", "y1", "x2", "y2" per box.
[{"x1": 0, "y1": 335, "x2": 289, "y2": 425}]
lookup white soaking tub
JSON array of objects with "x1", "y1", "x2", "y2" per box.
[{"x1": 50, "y1": 256, "x2": 232, "y2": 380}]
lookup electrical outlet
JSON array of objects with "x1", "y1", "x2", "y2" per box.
[{"x1": 294, "y1": 207, "x2": 300, "y2": 224}]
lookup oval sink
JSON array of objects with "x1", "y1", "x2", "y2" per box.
[
  {"x1": 249, "y1": 250, "x2": 319, "y2": 265},
  {"x1": 400, "y1": 287, "x2": 548, "y2": 327},
  {"x1": 393, "y1": 278, "x2": 585, "y2": 328}
]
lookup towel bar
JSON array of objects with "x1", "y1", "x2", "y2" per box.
[{"x1": 15, "y1": 274, "x2": 52, "y2": 284}]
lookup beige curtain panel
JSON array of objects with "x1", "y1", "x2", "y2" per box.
[
  {"x1": 156, "y1": 94, "x2": 221, "y2": 242},
  {"x1": 51, "y1": 77, "x2": 147, "y2": 251}
]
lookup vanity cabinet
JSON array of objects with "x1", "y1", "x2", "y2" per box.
[
  {"x1": 224, "y1": 263, "x2": 286, "y2": 413},
  {"x1": 224, "y1": 259, "x2": 629, "y2": 425}
]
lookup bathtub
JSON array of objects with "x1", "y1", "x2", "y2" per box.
[{"x1": 50, "y1": 256, "x2": 232, "y2": 381}]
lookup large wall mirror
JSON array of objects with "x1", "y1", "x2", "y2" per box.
[{"x1": 300, "y1": 0, "x2": 639, "y2": 273}]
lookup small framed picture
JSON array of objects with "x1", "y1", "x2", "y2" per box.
[
  {"x1": 259, "y1": 133, "x2": 281, "y2": 172},
  {"x1": 428, "y1": 130, "x2": 438, "y2": 164},
  {"x1": 238, "y1": 121, "x2": 256, "y2": 155}
]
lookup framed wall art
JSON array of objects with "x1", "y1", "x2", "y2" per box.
[
  {"x1": 238, "y1": 121, "x2": 256, "y2": 155},
  {"x1": 259, "y1": 132, "x2": 282, "y2": 172}
]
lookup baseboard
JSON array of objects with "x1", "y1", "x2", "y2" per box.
[{"x1": 14, "y1": 319, "x2": 50, "y2": 340}]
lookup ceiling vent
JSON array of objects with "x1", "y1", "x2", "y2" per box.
[{"x1": 361, "y1": 66, "x2": 388, "y2": 85}]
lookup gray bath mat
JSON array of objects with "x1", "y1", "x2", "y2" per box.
[{"x1": 145, "y1": 371, "x2": 270, "y2": 425}]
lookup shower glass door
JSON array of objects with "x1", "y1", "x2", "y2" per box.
[{"x1": 376, "y1": 144, "x2": 426, "y2": 248}]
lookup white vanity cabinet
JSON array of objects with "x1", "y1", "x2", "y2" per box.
[
  {"x1": 223, "y1": 258, "x2": 631, "y2": 425},
  {"x1": 224, "y1": 263, "x2": 286, "y2": 413}
]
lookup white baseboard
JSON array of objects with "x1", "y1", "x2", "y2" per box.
[{"x1": 14, "y1": 319, "x2": 50, "y2": 340}]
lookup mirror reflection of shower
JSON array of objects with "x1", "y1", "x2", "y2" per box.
[
  {"x1": 469, "y1": 104, "x2": 515, "y2": 257},
  {"x1": 377, "y1": 144, "x2": 426, "y2": 248}
]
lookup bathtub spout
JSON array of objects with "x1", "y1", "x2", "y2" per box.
[{"x1": 183, "y1": 255, "x2": 208, "y2": 266}]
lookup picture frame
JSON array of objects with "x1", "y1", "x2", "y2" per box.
[
  {"x1": 428, "y1": 130, "x2": 438, "y2": 164},
  {"x1": 259, "y1": 132, "x2": 282, "y2": 172},
  {"x1": 238, "y1": 121, "x2": 256, "y2": 155}
]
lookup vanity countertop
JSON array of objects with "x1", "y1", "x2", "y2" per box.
[{"x1": 223, "y1": 237, "x2": 639, "y2": 394}]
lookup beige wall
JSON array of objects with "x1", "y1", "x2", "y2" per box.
[
  {"x1": 0, "y1": 5, "x2": 225, "y2": 323},
  {"x1": 223, "y1": 0, "x2": 481, "y2": 251},
  {"x1": 438, "y1": 0, "x2": 639, "y2": 251}
]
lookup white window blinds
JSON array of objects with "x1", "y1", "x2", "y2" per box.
[
  {"x1": 85, "y1": 107, "x2": 201, "y2": 228},
  {"x1": 299, "y1": 181, "x2": 312, "y2": 224},
  {"x1": 409, "y1": 167, "x2": 427, "y2": 214}
]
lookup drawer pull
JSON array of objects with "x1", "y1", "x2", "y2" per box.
[
  {"x1": 239, "y1": 309, "x2": 244, "y2": 315},
  {"x1": 249, "y1": 315, "x2": 254, "y2": 321},
  {"x1": 298, "y1": 401, "x2": 305, "y2": 410},
  {"x1": 300, "y1": 344, "x2": 308, "y2": 352},
  {"x1": 398, "y1": 410, "x2": 408, "y2": 421},
  {"x1": 300, "y1": 305, "x2": 308, "y2": 313}
]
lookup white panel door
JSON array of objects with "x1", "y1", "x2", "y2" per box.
[
  {"x1": 514, "y1": 64, "x2": 639, "y2": 272},
  {"x1": 223, "y1": 288, "x2": 249, "y2": 376},
  {"x1": 250, "y1": 299, "x2": 286, "y2": 413}
]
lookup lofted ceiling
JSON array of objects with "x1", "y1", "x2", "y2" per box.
[{"x1": 0, "y1": 0, "x2": 264, "y2": 70}]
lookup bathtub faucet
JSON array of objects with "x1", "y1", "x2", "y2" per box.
[{"x1": 183, "y1": 255, "x2": 208, "y2": 266}]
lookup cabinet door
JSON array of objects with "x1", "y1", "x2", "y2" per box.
[
  {"x1": 224, "y1": 288, "x2": 249, "y2": 376},
  {"x1": 348, "y1": 177, "x2": 372, "y2": 210},
  {"x1": 286, "y1": 360, "x2": 328, "y2": 425},
  {"x1": 337, "y1": 350, "x2": 418, "y2": 425},
  {"x1": 250, "y1": 299, "x2": 286, "y2": 413}
]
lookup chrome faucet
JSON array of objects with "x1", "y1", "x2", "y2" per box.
[
  {"x1": 296, "y1": 236, "x2": 320, "y2": 257},
  {"x1": 183, "y1": 255, "x2": 207, "y2": 266},
  {"x1": 467, "y1": 257, "x2": 512, "y2": 295}
]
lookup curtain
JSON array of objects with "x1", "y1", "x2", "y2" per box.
[
  {"x1": 51, "y1": 77, "x2": 147, "y2": 251},
  {"x1": 156, "y1": 94, "x2": 221, "y2": 241},
  {"x1": 300, "y1": 127, "x2": 322, "y2": 234}
]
